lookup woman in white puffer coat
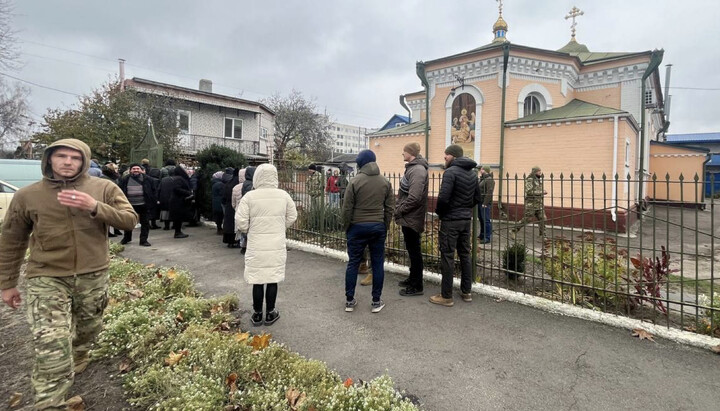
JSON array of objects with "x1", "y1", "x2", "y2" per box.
[{"x1": 235, "y1": 163, "x2": 298, "y2": 326}]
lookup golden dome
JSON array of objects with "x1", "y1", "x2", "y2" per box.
[{"x1": 493, "y1": 16, "x2": 508, "y2": 32}]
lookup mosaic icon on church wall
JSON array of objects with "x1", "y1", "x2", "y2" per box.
[{"x1": 451, "y1": 93, "x2": 476, "y2": 156}]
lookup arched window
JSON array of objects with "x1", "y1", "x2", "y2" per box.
[{"x1": 523, "y1": 95, "x2": 541, "y2": 117}]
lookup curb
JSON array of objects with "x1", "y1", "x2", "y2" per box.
[{"x1": 287, "y1": 239, "x2": 720, "y2": 350}]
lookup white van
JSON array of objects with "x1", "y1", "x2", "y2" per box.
[
  {"x1": 0, "y1": 179, "x2": 18, "y2": 223},
  {"x1": 0, "y1": 159, "x2": 43, "y2": 188}
]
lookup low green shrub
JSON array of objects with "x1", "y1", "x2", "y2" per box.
[
  {"x1": 698, "y1": 292, "x2": 720, "y2": 337},
  {"x1": 502, "y1": 242, "x2": 526, "y2": 280},
  {"x1": 96, "y1": 254, "x2": 417, "y2": 410}
]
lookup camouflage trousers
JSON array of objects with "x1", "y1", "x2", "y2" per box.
[
  {"x1": 25, "y1": 270, "x2": 109, "y2": 410},
  {"x1": 513, "y1": 206, "x2": 547, "y2": 236}
]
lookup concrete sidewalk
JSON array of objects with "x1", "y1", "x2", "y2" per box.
[{"x1": 118, "y1": 224, "x2": 720, "y2": 410}]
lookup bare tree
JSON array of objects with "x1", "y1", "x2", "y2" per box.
[
  {"x1": 0, "y1": 0, "x2": 19, "y2": 70},
  {"x1": 264, "y1": 90, "x2": 332, "y2": 164},
  {"x1": 0, "y1": 76, "x2": 29, "y2": 145}
]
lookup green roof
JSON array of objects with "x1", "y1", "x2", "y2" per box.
[
  {"x1": 506, "y1": 99, "x2": 628, "y2": 125},
  {"x1": 369, "y1": 121, "x2": 427, "y2": 138},
  {"x1": 556, "y1": 40, "x2": 645, "y2": 64}
]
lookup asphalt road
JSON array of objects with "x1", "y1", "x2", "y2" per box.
[{"x1": 118, "y1": 224, "x2": 720, "y2": 411}]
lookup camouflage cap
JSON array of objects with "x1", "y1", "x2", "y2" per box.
[{"x1": 532, "y1": 166, "x2": 541, "y2": 173}]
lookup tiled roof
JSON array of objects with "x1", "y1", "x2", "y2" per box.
[
  {"x1": 506, "y1": 99, "x2": 628, "y2": 125},
  {"x1": 666, "y1": 132, "x2": 720, "y2": 143},
  {"x1": 369, "y1": 121, "x2": 427, "y2": 138}
]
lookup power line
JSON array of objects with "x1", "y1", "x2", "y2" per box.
[{"x1": 0, "y1": 72, "x2": 81, "y2": 97}]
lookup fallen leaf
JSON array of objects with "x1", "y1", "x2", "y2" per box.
[
  {"x1": 631, "y1": 328, "x2": 655, "y2": 342},
  {"x1": 215, "y1": 322, "x2": 231, "y2": 331},
  {"x1": 66, "y1": 396, "x2": 85, "y2": 411},
  {"x1": 250, "y1": 333, "x2": 272, "y2": 352},
  {"x1": 175, "y1": 310, "x2": 185, "y2": 322},
  {"x1": 494, "y1": 298, "x2": 505, "y2": 303},
  {"x1": 8, "y1": 392, "x2": 22, "y2": 408},
  {"x1": 155, "y1": 270, "x2": 163, "y2": 278},
  {"x1": 343, "y1": 378, "x2": 353, "y2": 388},
  {"x1": 127, "y1": 289, "x2": 144, "y2": 300},
  {"x1": 118, "y1": 358, "x2": 133, "y2": 373},
  {"x1": 711, "y1": 345, "x2": 720, "y2": 354},
  {"x1": 145, "y1": 263, "x2": 156, "y2": 269},
  {"x1": 250, "y1": 369, "x2": 263, "y2": 383},
  {"x1": 234, "y1": 332, "x2": 251, "y2": 343},
  {"x1": 166, "y1": 268, "x2": 178, "y2": 280},
  {"x1": 164, "y1": 350, "x2": 189, "y2": 367},
  {"x1": 210, "y1": 302, "x2": 225, "y2": 315},
  {"x1": 286, "y1": 387, "x2": 306, "y2": 410},
  {"x1": 225, "y1": 372, "x2": 238, "y2": 387}
]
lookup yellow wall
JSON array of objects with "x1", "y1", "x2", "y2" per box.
[{"x1": 648, "y1": 144, "x2": 707, "y2": 203}]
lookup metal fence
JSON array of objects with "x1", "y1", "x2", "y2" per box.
[{"x1": 281, "y1": 168, "x2": 719, "y2": 338}]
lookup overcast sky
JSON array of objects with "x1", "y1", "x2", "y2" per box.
[{"x1": 8, "y1": 0, "x2": 720, "y2": 134}]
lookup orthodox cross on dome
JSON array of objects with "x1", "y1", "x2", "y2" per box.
[
  {"x1": 497, "y1": 0, "x2": 504, "y2": 16},
  {"x1": 565, "y1": 6, "x2": 584, "y2": 41}
]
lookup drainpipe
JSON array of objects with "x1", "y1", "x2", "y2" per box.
[
  {"x1": 497, "y1": 42, "x2": 511, "y2": 216},
  {"x1": 118, "y1": 58, "x2": 126, "y2": 91},
  {"x1": 399, "y1": 94, "x2": 412, "y2": 123},
  {"x1": 638, "y1": 49, "x2": 664, "y2": 210},
  {"x1": 416, "y1": 61, "x2": 430, "y2": 161},
  {"x1": 611, "y1": 115, "x2": 619, "y2": 221},
  {"x1": 655, "y1": 121, "x2": 669, "y2": 142}
]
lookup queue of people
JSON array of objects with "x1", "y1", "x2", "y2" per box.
[{"x1": 0, "y1": 136, "x2": 546, "y2": 410}]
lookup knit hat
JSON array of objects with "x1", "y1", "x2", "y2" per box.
[
  {"x1": 308, "y1": 163, "x2": 318, "y2": 171},
  {"x1": 445, "y1": 144, "x2": 463, "y2": 158},
  {"x1": 482, "y1": 165, "x2": 491, "y2": 173},
  {"x1": 403, "y1": 142, "x2": 421, "y2": 157},
  {"x1": 128, "y1": 163, "x2": 142, "y2": 170},
  {"x1": 532, "y1": 166, "x2": 542, "y2": 173},
  {"x1": 356, "y1": 149, "x2": 376, "y2": 169}
]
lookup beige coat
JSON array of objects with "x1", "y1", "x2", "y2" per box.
[{"x1": 235, "y1": 164, "x2": 297, "y2": 284}]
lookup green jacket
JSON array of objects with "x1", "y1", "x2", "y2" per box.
[
  {"x1": 479, "y1": 173, "x2": 495, "y2": 206},
  {"x1": 342, "y1": 162, "x2": 395, "y2": 231},
  {"x1": 524, "y1": 174, "x2": 544, "y2": 208},
  {"x1": 0, "y1": 139, "x2": 139, "y2": 290},
  {"x1": 305, "y1": 172, "x2": 324, "y2": 198}
]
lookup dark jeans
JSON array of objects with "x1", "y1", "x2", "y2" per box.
[
  {"x1": 439, "y1": 219, "x2": 473, "y2": 298},
  {"x1": 122, "y1": 204, "x2": 149, "y2": 243},
  {"x1": 479, "y1": 204, "x2": 492, "y2": 242},
  {"x1": 346, "y1": 222, "x2": 386, "y2": 302},
  {"x1": 402, "y1": 226, "x2": 423, "y2": 290},
  {"x1": 253, "y1": 283, "x2": 278, "y2": 312}
]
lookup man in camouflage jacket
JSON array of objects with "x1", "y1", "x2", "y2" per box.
[{"x1": 513, "y1": 165, "x2": 547, "y2": 238}]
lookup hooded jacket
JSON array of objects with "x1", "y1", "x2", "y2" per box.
[
  {"x1": 241, "y1": 167, "x2": 256, "y2": 196},
  {"x1": 235, "y1": 164, "x2": 298, "y2": 284},
  {"x1": 231, "y1": 169, "x2": 247, "y2": 209},
  {"x1": 435, "y1": 156, "x2": 481, "y2": 221},
  {"x1": 341, "y1": 162, "x2": 395, "y2": 231},
  {"x1": 0, "y1": 139, "x2": 138, "y2": 289},
  {"x1": 168, "y1": 166, "x2": 193, "y2": 221},
  {"x1": 394, "y1": 156, "x2": 429, "y2": 233}
]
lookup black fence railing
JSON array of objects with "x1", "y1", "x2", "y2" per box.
[{"x1": 281, "y1": 169, "x2": 719, "y2": 338}]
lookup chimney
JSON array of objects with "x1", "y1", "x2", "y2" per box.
[
  {"x1": 118, "y1": 58, "x2": 126, "y2": 91},
  {"x1": 199, "y1": 79, "x2": 213, "y2": 93}
]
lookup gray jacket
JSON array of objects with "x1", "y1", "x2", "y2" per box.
[{"x1": 394, "y1": 156, "x2": 429, "y2": 233}]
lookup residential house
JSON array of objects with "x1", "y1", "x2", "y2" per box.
[{"x1": 124, "y1": 77, "x2": 275, "y2": 162}]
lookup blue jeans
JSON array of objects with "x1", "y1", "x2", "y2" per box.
[
  {"x1": 346, "y1": 222, "x2": 386, "y2": 302},
  {"x1": 479, "y1": 204, "x2": 492, "y2": 242},
  {"x1": 329, "y1": 192, "x2": 340, "y2": 207}
]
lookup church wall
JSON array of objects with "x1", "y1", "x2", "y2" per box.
[
  {"x1": 370, "y1": 134, "x2": 425, "y2": 177},
  {"x1": 575, "y1": 85, "x2": 622, "y2": 111}
]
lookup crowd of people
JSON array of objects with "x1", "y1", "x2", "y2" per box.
[{"x1": 0, "y1": 137, "x2": 549, "y2": 409}]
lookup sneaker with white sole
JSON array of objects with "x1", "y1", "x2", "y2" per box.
[
  {"x1": 345, "y1": 299, "x2": 357, "y2": 312},
  {"x1": 371, "y1": 300, "x2": 385, "y2": 313},
  {"x1": 461, "y1": 293, "x2": 472, "y2": 302}
]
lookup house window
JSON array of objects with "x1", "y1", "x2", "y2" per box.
[
  {"x1": 177, "y1": 110, "x2": 191, "y2": 134},
  {"x1": 224, "y1": 118, "x2": 243, "y2": 139},
  {"x1": 260, "y1": 127, "x2": 268, "y2": 140},
  {"x1": 523, "y1": 95, "x2": 541, "y2": 117}
]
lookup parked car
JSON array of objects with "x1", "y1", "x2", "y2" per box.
[
  {"x1": 0, "y1": 159, "x2": 43, "y2": 188},
  {"x1": 0, "y1": 179, "x2": 18, "y2": 223}
]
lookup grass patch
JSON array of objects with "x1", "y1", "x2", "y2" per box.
[
  {"x1": 668, "y1": 274, "x2": 717, "y2": 296},
  {"x1": 95, "y1": 252, "x2": 418, "y2": 410}
]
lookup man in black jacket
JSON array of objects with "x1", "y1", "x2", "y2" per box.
[
  {"x1": 119, "y1": 163, "x2": 157, "y2": 246},
  {"x1": 430, "y1": 145, "x2": 480, "y2": 307}
]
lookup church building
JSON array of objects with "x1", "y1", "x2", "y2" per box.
[{"x1": 369, "y1": 5, "x2": 703, "y2": 232}]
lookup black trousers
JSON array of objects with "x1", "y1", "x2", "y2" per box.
[
  {"x1": 123, "y1": 204, "x2": 149, "y2": 243},
  {"x1": 172, "y1": 220, "x2": 184, "y2": 235},
  {"x1": 439, "y1": 219, "x2": 473, "y2": 299},
  {"x1": 252, "y1": 283, "x2": 278, "y2": 312},
  {"x1": 402, "y1": 226, "x2": 424, "y2": 290}
]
